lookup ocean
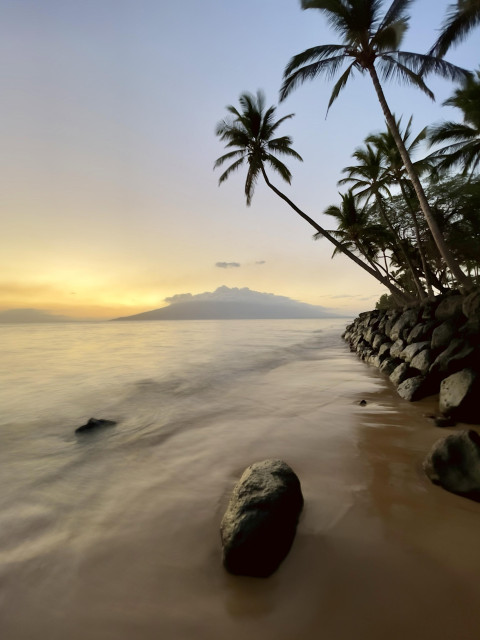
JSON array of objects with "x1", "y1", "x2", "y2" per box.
[{"x1": 2, "y1": 318, "x2": 480, "y2": 640}]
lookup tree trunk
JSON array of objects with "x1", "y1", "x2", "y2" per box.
[
  {"x1": 397, "y1": 180, "x2": 435, "y2": 298},
  {"x1": 368, "y1": 65, "x2": 473, "y2": 292},
  {"x1": 261, "y1": 167, "x2": 414, "y2": 304},
  {"x1": 374, "y1": 190, "x2": 426, "y2": 300}
]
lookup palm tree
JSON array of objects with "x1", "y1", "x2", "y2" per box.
[
  {"x1": 280, "y1": 0, "x2": 472, "y2": 291},
  {"x1": 367, "y1": 116, "x2": 436, "y2": 296},
  {"x1": 214, "y1": 90, "x2": 413, "y2": 303},
  {"x1": 427, "y1": 69, "x2": 480, "y2": 176},
  {"x1": 429, "y1": 0, "x2": 480, "y2": 58},
  {"x1": 338, "y1": 140, "x2": 427, "y2": 299}
]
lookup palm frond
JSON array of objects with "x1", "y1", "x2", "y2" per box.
[
  {"x1": 428, "y1": 121, "x2": 478, "y2": 145},
  {"x1": 378, "y1": 0, "x2": 414, "y2": 31},
  {"x1": 429, "y1": 0, "x2": 480, "y2": 58},
  {"x1": 372, "y1": 19, "x2": 408, "y2": 50},
  {"x1": 213, "y1": 149, "x2": 245, "y2": 169},
  {"x1": 217, "y1": 158, "x2": 245, "y2": 185},
  {"x1": 326, "y1": 62, "x2": 355, "y2": 112},
  {"x1": 283, "y1": 44, "x2": 347, "y2": 77},
  {"x1": 264, "y1": 154, "x2": 293, "y2": 183},
  {"x1": 281, "y1": 55, "x2": 347, "y2": 101},
  {"x1": 377, "y1": 55, "x2": 435, "y2": 99},
  {"x1": 397, "y1": 51, "x2": 471, "y2": 82}
]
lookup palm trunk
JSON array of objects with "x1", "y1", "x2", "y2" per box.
[
  {"x1": 374, "y1": 191, "x2": 426, "y2": 300},
  {"x1": 261, "y1": 167, "x2": 414, "y2": 304},
  {"x1": 368, "y1": 65, "x2": 473, "y2": 292},
  {"x1": 397, "y1": 180, "x2": 435, "y2": 298}
]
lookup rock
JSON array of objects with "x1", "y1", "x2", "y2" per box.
[
  {"x1": 431, "y1": 321, "x2": 456, "y2": 351},
  {"x1": 372, "y1": 333, "x2": 386, "y2": 351},
  {"x1": 406, "y1": 321, "x2": 436, "y2": 345},
  {"x1": 390, "y1": 339, "x2": 406, "y2": 359},
  {"x1": 423, "y1": 430, "x2": 480, "y2": 498},
  {"x1": 389, "y1": 309, "x2": 419, "y2": 342},
  {"x1": 389, "y1": 362, "x2": 412, "y2": 387},
  {"x1": 384, "y1": 312, "x2": 401, "y2": 338},
  {"x1": 400, "y1": 341, "x2": 429, "y2": 363},
  {"x1": 421, "y1": 300, "x2": 438, "y2": 321},
  {"x1": 220, "y1": 459, "x2": 303, "y2": 577},
  {"x1": 430, "y1": 339, "x2": 476, "y2": 377},
  {"x1": 410, "y1": 348, "x2": 433, "y2": 376},
  {"x1": 439, "y1": 369, "x2": 478, "y2": 419},
  {"x1": 378, "y1": 342, "x2": 392, "y2": 359},
  {"x1": 396, "y1": 376, "x2": 431, "y2": 401},
  {"x1": 379, "y1": 358, "x2": 397, "y2": 376},
  {"x1": 434, "y1": 416, "x2": 456, "y2": 428},
  {"x1": 462, "y1": 289, "x2": 480, "y2": 320},
  {"x1": 435, "y1": 295, "x2": 465, "y2": 322},
  {"x1": 75, "y1": 418, "x2": 117, "y2": 433}
]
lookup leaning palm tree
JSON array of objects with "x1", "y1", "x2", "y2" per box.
[
  {"x1": 429, "y1": 0, "x2": 480, "y2": 58},
  {"x1": 214, "y1": 90, "x2": 413, "y2": 303},
  {"x1": 280, "y1": 0, "x2": 472, "y2": 291},
  {"x1": 427, "y1": 69, "x2": 480, "y2": 177}
]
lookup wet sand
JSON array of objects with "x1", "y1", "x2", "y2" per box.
[{"x1": 1, "y1": 332, "x2": 480, "y2": 640}]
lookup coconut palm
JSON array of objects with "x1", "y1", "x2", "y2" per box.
[
  {"x1": 367, "y1": 116, "x2": 437, "y2": 296},
  {"x1": 214, "y1": 90, "x2": 413, "y2": 303},
  {"x1": 280, "y1": 0, "x2": 472, "y2": 290},
  {"x1": 427, "y1": 69, "x2": 480, "y2": 176},
  {"x1": 339, "y1": 141, "x2": 427, "y2": 298},
  {"x1": 429, "y1": 0, "x2": 480, "y2": 58},
  {"x1": 320, "y1": 191, "x2": 407, "y2": 289}
]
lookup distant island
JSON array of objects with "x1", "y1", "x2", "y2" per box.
[
  {"x1": 0, "y1": 309, "x2": 73, "y2": 323},
  {"x1": 113, "y1": 286, "x2": 344, "y2": 321}
]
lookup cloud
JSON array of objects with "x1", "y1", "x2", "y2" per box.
[{"x1": 215, "y1": 262, "x2": 241, "y2": 269}]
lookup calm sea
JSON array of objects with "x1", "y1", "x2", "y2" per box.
[{"x1": 2, "y1": 318, "x2": 480, "y2": 640}]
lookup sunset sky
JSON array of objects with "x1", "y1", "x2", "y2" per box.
[{"x1": 1, "y1": 0, "x2": 478, "y2": 319}]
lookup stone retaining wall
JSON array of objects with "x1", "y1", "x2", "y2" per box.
[{"x1": 343, "y1": 289, "x2": 480, "y2": 422}]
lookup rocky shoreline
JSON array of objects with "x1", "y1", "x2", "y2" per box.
[{"x1": 343, "y1": 289, "x2": 480, "y2": 423}]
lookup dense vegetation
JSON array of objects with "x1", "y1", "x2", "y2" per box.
[{"x1": 215, "y1": 0, "x2": 480, "y2": 307}]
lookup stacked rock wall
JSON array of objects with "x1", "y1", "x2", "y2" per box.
[{"x1": 343, "y1": 290, "x2": 480, "y2": 422}]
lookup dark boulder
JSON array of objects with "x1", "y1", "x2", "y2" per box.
[
  {"x1": 75, "y1": 418, "x2": 117, "y2": 433},
  {"x1": 462, "y1": 289, "x2": 480, "y2": 320},
  {"x1": 410, "y1": 348, "x2": 434, "y2": 376},
  {"x1": 439, "y1": 368, "x2": 478, "y2": 420},
  {"x1": 396, "y1": 375, "x2": 432, "y2": 402},
  {"x1": 220, "y1": 459, "x2": 303, "y2": 577},
  {"x1": 435, "y1": 295, "x2": 465, "y2": 322},
  {"x1": 431, "y1": 321, "x2": 456, "y2": 352},
  {"x1": 423, "y1": 430, "x2": 480, "y2": 498}
]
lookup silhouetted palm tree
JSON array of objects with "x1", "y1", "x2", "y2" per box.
[
  {"x1": 427, "y1": 69, "x2": 480, "y2": 176},
  {"x1": 339, "y1": 141, "x2": 427, "y2": 298},
  {"x1": 214, "y1": 90, "x2": 413, "y2": 303},
  {"x1": 320, "y1": 191, "x2": 405, "y2": 289},
  {"x1": 280, "y1": 0, "x2": 472, "y2": 290},
  {"x1": 429, "y1": 0, "x2": 480, "y2": 58},
  {"x1": 367, "y1": 116, "x2": 435, "y2": 296}
]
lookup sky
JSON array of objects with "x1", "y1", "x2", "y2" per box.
[{"x1": 1, "y1": 0, "x2": 478, "y2": 319}]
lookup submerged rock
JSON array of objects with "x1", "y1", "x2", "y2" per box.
[
  {"x1": 423, "y1": 430, "x2": 480, "y2": 498},
  {"x1": 220, "y1": 459, "x2": 303, "y2": 577},
  {"x1": 75, "y1": 418, "x2": 117, "y2": 433}
]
